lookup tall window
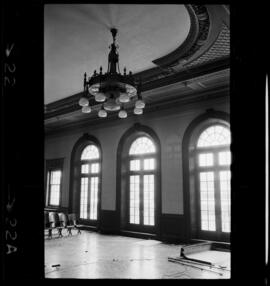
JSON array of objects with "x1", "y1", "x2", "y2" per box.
[
  {"x1": 128, "y1": 137, "x2": 156, "y2": 227},
  {"x1": 46, "y1": 158, "x2": 64, "y2": 207},
  {"x1": 196, "y1": 125, "x2": 231, "y2": 234},
  {"x1": 79, "y1": 145, "x2": 100, "y2": 220},
  {"x1": 47, "y1": 170, "x2": 62, "y2": 206}
]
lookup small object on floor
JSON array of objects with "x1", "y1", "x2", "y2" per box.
[
  {"x1": 85, "y1": 250, "x2": 88, "y2": 252},
  {"x1": 181, "y1": 248, "x2": 212, "y2": 266},
  {"x1": 51, "y1": 264, "x2": 61, "y2": 268}
]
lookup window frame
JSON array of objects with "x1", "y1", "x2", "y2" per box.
[
  {"x1": 116, "y1": 124, "x2": 162, "y2": 237},
  {"x1": 194, "y1": 123, "x2": 231, "y2": 241},
  {"x1": 182, "y1": 110, "x2": 230, "y2": 243},
  {"x1": 127, "y1": 150, "x2": 157, "y2": 229},
  {"x1": 79, "y1": 146, "x2": 101, "y2": 222},
  {"x1": 45, "y1": 158, "x2": 64, "y2": 208}
]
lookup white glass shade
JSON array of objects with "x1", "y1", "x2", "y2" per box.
[
  {"x1": 82, "y1": 106, "x2": 91, "y2": 113},
  {"x1": 134, "y1": 107, "x2": 143, "y2": 115},
  {"x1": 135, "y1": 99, "x2": 145, "y2": 109},
  {"x1": 98, "y1": 109, "x2": 107, "y2": 118},
  {"x1": 79, "y1": 97, "x2": 89, "y2": 107},
  {"x1": 104, "y1": 99, "x2": 121, "y2": 111},
  {"x1": 119, "y1": 93, "x2": 130, "y2": 103},
  {"x1": 118, "y1": 109, "x2": 127, "y2": 118},
  {"x1": 95, "y1": 93, "x2": 106, "y2": 102}
]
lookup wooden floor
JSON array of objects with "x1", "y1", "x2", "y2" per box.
[{"x1": 45, "y1": 230, "x2": 230, "y2": 279}]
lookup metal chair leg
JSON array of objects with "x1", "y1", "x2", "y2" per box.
[
  {"x1": 48, "y1": 228, "x2": 52, "y2": 239},
  {"x1": 58, "y1": 228, "x2": 63, "y2": 237}
]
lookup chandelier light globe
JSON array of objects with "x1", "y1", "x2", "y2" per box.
[
  {"x1": 104, "y1": 98, "x2": 121, "y2": 111},
  {"x1": 135, "y1": 99, "x2": 145, "y2": 109},
  {"x1": 95, "y1": 93, "x2": 106, "y2": 102},
  {"x1": 119, "y1": 93, "x2": 130, "y2": 103},
  {"x1": 134, "y1": 107, "x2": 143, "y2": 115},
  {"x1": 98, "y1": 109, "x2": 107, "y2": 118},
  {"x1": 118, "y1": 109, "x2": 127, "y2": 119},
  {"x1": 82, "y1": 106, "x2": 91, "y2": 113},
  {"x1": 79, "y1": 97, "x2": 89, "y2": 107}
]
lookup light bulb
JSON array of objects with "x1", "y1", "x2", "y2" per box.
[
  {"x1": 95, "y1": 93, "x2": 106, "y2": 102},
  {"x1": 118, "y1": 109, "x2": 127, "y2": 118},
  {"x1": 98, "y1": 109, "x2": 107, "y2": 118},
  {"x1": 82, "y1": 106, "x2": 91, "y2": 113},
  {"x1": 135, "y1": 99, "x2": 145, "y2": 109},
  {"x1": 134, "y1": 107, "x2": 143, "y2": 115},
  {"x1": 119, "y1": 93, "x2": 130, "y2": 103},
  {"x1": 79, "y1": 97, "x2": 89, "y2": 107}
]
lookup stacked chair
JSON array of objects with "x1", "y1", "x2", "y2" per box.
[{"x1": 44, "y1": 211, "x2": 82, "y2": 239}]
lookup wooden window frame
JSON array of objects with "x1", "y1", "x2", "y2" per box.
[
  {"x1": 45, "y1": 158, "x2": 64, "y2": 208},
  {"x1": 79, "y1": 155, "x2": 101, "y2": 223}
]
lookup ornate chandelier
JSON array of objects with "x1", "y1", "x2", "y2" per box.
[{"x1": 78, "y1": 28, "x2": 145, "y2": 118}]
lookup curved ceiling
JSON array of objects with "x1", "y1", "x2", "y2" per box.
[{"x1": 45, "y1": 4, "x2": 191, "y2": 104}]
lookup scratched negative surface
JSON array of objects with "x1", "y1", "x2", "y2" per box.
[{"x1": 44, "y1": 231, "x2": 230, "y2": 279}]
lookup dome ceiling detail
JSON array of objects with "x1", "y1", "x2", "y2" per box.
[{"x1": 45, "y1": 4, "x2": 191, "y2": 104}]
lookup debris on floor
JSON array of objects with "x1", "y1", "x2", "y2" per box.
[{"x1": 168, "y1": 242, "x2": 230, "y2": 277}]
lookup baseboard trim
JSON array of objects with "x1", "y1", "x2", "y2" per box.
[{"x1": 120, "y1": 230, "x2": 156, "y2": 240}]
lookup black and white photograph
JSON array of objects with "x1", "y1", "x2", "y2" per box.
[
  {"x1": 44, "y1": 4, "x2": 231, "y2": 279},
  {"x1": 1, "y1": 1, "x2": 268, "y2": 282}
]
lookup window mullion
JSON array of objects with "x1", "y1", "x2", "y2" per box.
[
  {"x1": 214, "y1": 152, "x2": 222, "y2": 234},
  {"x1": 87, "y1": 175, "x2": 91, "y2": 220},
  {"x1": 140, "y1": 163, "x2": 143, "y2": 225}
]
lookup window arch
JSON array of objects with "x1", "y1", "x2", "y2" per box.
[
  {"x1": 129, "y1": 137, "x2": 156, "y2": 155},
  {"x1": 81, "y1": 145, "x2": 100, "y2": 160},
  {"x1": 69, "y1": 134, "x2": 102, "y2": 227},
  {"x1": 116, "y1": 124, "x2": 161, "y2": 236},
  {"x1": 197, "y1": 125, "x2": 231, "y2": 147},
  {"x1": 182, "y1": 111, "x2": 230, "y2": 243}
]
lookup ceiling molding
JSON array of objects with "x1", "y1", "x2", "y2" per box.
[{"x1": 45, "y1": 85, "x2": 229, "y2": 137}]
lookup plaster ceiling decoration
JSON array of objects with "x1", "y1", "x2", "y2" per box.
[
  {"x1": 44, "y1": 4, "x2": 230, "y2": 134},
  {"x1": 45, "y1": 4, "x2": 191, "y2": 104}
]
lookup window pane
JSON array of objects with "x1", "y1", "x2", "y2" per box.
[
  {"x1": 198, "y1": 153, "x2": 213, "y2": 167},
  {"x1": 81, "y1": 164, "x2": 89, "y2": 174},
  {"x1": 143, "y1": 158, "x2": 155, "y2": 170},
  {"x1": 90, "y1": 177, "x2": 99, "y2": 220},
  {"x1": 130, "y1": 160, "x2": 140, "y2": 171},
  {"x1": 91, "y1": 163, "x2": 99, "y2": 174},
  {"x1": 51, "y1": 170, "x2": 61, "y2": 184},
  {"x1": 143, "y1": 175, "x2": 155, "y2": 226},
  {"x1": 197, "y1": 125, "x2": 231, "y2": 147},
  {"x1": 49, "y1": 170, "x2": 61, "y2": 206},
  {"x1": 218, "y1": 151, "x2": 231, "y2": 165},
  {"x1": 80, "y1": 177, "x2": 88, "y2": 219},
  {"x1": 220, "y1": 170, "x2": 231, "y2": 233},
  {"x1": 81, "y1": 145, "x2": 99, "y2": 160},
  {"x1": 49, "y1": 185, "x2": 60, "y2": 205},
  {"x1": 129, "y1": 137, "x2": 156, "y2": 155},
  {"x1": 199, "y1": 172, "x2": 216, "y2": 231},
  {"x1": 129, "y1": 175, "x2": 140, "y2": 224}
]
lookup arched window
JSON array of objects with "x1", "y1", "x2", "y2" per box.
[
  {"x1": 116, "y1": 124, "x2": 161, "y2": 236},
  {"x1": 182, "y1": 111, "x2": 230, "y2": 243},
  {"x1": 79, "y1": 144, "x2": 101, "y2": 221},
  {"x1": 128, "y1": 136, "x2": 156, "y2": 226},
  {"x1": 196, "y1": 124, "x2": 231, "y2": 237}
]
